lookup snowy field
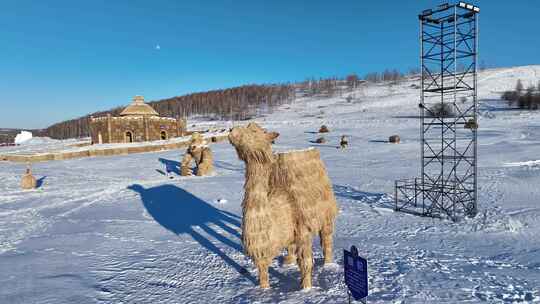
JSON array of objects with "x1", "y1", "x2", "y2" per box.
[
  {"x1": 1, "y1": 66, "x2": 540, "y2": 303},
  {"x1": 0, "y1": 129, "x2": 226, "y2": 157}
]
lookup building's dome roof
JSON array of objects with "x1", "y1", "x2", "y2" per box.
[{"x1": 120, "y1": 96, "x2": 159, "y2": 116}]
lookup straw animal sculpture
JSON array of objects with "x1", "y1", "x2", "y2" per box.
[
  {"x1": 229, "y1": 122, "x2": 338, "y2": 289},
  {"x1": 180, "y1": 133, "x2": 214, "y2": 176},
  {"x1": 340, "y1": 135, "x2": 348, "y2": 149},
  {"x1": 319, "y1": 125, "x2": 330, "y2": 133},
  {"x1": 21, "y1": 165, "x2": 37, "y2": 190},
  {"x1": 389, "y1": 135, "x2": 400, "y2": 144},
  {"x1": 464, "y1": 119, "x2": 478, "y2": 130}
]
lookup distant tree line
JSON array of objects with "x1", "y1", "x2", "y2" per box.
[
  {"x1": 0, "y1": 129, "x2": 23, "y2": 144},
  {"x1": 502, "y1": 79, "x2": 540, "y2": 110},
  {"x1": 296, "y1": 77, "x2": 344, "y2": 97},
  {"x1": 42, "y1": 66, "x2": 421, "y2": 140},
  {"x1": 0, "y1": 134, "x2": 15, "y2": 144},
  {"x1": 364, "y1": 69, "x2": 407, "y2": 83},
  {"x1": 43, "y1": 84, "x2": 294, "y2": 139},
  {"x1": 295, "y1": 68, "x2": 418, "y2": 98}
]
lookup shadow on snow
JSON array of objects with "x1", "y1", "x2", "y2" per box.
[
  {"x1": 333, "y1": 184, "x2": 393, "y2": 209},
  {"x1": 128, "y1": 183, "x2": 314, "y2": 290},
  {"x1": 127, "y1": 183, "x2": 255, "y2": 283},
  {"x1": 36, "y1": 176, "x2": 46, "y2": 188},
  {"x1": 213, "y1": 160, "x2": 244, "y2": 172},
  {"x1": 158, "y1": 158, "x2": 181, "y2": 175}
]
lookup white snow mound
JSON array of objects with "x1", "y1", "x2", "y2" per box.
[{"x1": 14, "y1": 131, "x2": 32, "y2": 144}]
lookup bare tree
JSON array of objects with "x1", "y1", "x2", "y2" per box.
[
  {"x1": 407, "y1": 67, "x2": 420, "y2": 77},
  {"x1": 346, "y1": 74, "x2": 359, "y2": 90},
  {"x1": 364, "y1": 72, "x2": 380, "y2": 83},
  {"x1": 515, "y1": 79, "x2": 524, "y2": 94}
]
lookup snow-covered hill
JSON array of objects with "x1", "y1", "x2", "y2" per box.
[{"x1": 1, "y1": 66, "x2": 540, "y2": 303}]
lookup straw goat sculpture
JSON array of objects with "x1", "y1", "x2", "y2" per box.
[
  {"x1": 229, "y1": 122, "x2": 338, "y2": 289},
  {"x1": 181, "y1": 133, "x2": 214, "y2": 176}
]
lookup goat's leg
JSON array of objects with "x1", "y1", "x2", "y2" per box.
[
  {"x1": 180, "y1": 153, "x2": 193, "y2": 176},
  {"x1": 297, "y1": 233, "x2": 313, "y2": 289},
  {"x1": 196, "y1": 159, "x2": 211, "y2": 176},
  {"x1": 284, "y1": 244, "x2": 297, "y2": 266},
  {"x1": 196, "y1": 149, "x2": 213, "y2": 176},
  {"x1": 320, "y1": 219, "x2": 335, "y2": 264},
  {"x1": 256, "y1": 259, "x2": 271, "y2": 289}
]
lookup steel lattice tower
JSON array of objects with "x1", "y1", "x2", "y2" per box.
[{"x1": 395, "y1": 2, "x2": 479, "y2": 221}]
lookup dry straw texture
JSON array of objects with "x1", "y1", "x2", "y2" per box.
[
  {"x1": 20, "y1": 167, "x2": 37, "y2": 190},
  {"x1": 180, "y1": 133, "x2": 214, "y2": 176},
  {"x1": 180, "y1": 153, "x2": 194, "y2": 176},
  {"x1": 229, "y1": 122, "x2": 338, "y2": 289},
  {"x1": 195, "y1": 147, "x2": 213, "y2": 176}
]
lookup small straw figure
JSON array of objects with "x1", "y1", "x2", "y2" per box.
[
  {"x1": 339, "y1": 135, "x2": 348, "y2": 149},
  {"x1": 389, "y1": 135, "x2": 401, "y2": 144},
  {"x1": 464, "y1": 119, "x2": 478, "y2": 130},
  {"x1": 319, "y1": 125, "x2": 330, "y2": 133},
  {"x1": 21, "y1": 164, "x2": 37, "y2": 190},
  {"x1": 180, "y1": 133, "x2": 214, "y2": 176}
]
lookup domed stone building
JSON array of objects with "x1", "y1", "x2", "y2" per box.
[{"x1": 89, "y1": 96, "x2": 186, "y2": 144}]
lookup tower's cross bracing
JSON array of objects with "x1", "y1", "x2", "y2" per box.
[{"x1": 395, "y1": 2, "x2": 479, "y2": 221}]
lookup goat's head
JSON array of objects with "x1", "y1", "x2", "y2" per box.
[{"x1": 228, "y1": 123, "x2": 279, "y2": 163}]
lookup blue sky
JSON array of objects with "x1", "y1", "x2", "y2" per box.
[{"x1": 1, "y1": 0, "x2": 538, "y2": 129}]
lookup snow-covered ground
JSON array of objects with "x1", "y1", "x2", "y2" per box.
[
  {"x1": 0, "y1": 137, "x2": 89, "y2": 155},
  {"x1": 0, "y1": 131, "x2": 227, "y2": 158},
  {"x1": 1, "y1": 66, "x2": 540, "y2": 303}
]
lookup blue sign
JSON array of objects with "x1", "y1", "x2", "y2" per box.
[{"x1": 344, "y1": 245, "x2": 368, "y2": 301}]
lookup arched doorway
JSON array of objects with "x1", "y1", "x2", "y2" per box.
[
  {"x1": 160, "y1": 130, "x2": 168, "y2": 140},
  {"x1": 125, "y1": 131, "x2": 133, "y2": 143}
]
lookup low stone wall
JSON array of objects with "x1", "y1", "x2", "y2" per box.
[
  {"x1": 0, "y1": 134, "x2": 229, "y2": 163},
  {"x1": 68, "y1": 141, "x2": 92, "y2": 148}
]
